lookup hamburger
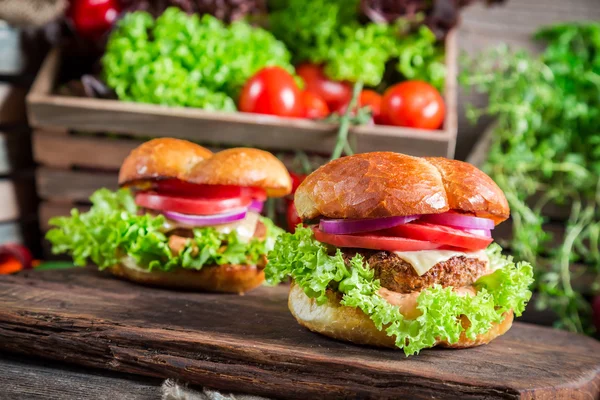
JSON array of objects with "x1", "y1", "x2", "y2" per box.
[
  {"x1": 265, "y1": 152, "x2": 533, "y2": 355},
  {"x1": 47, "y1": 138, "x2": 291, "y2": 293}
]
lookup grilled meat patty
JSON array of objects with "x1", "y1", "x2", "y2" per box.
[{"x1": 341, "y1": 249, "x2": 488, "y2": 293}]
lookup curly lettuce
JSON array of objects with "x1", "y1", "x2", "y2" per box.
[
  {"x1": 102, "y1": 7, "x2": 293, "y2": 110},
  {"x1": 269, "y1": 0, "x2": 446, "y2": 89},
  {"x1": 265, "y1": 226, "x2": 534, "y2": 355},
  {"x1": 46, "y1": 188, "x2": 283, "y2": 272}
]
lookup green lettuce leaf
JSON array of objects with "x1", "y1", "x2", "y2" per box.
[
  {"x1": 102, "y1": 8, "x2": 293, "y2": 110},
  {"x1": 266, "y1": 226, "x2": 534, "y2": 355},
  {"x1": 47, "y1": 188, "x2": 283, "y2": 271}
]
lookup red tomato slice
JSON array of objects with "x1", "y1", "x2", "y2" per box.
[
  {"x1": 384, "y1": 223, "x2": 493, "y2": 251},
  {"x1": 313, "y1": 228, "x2": 441, "y2": 252},
  {"x1": 146, "y1": 180, "x2": 267, "y2": 201},
  {"x1": 136, "y1": 192, "x2": 251, "y2": 215}
]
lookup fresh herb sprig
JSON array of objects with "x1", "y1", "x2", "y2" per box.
[{"x1": 461, "y1": 22, "x2": 600, "y2": 334}]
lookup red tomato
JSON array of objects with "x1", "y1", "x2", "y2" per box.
[
  {"x1": 289, "y1": 172, "x2": 306, "y2": 194},
  {"x1": 336, "y1": 89, "x2": 382, "y2": 123},
  {"x1": 297, "y1": 63, "x2": 352, "y2": 110},
  {"x1": 239, "y1": 67, "x2": 304, "y2": 118},
  {"x1": 150, "y1": 180, "x2": 267, "y2": 201},
  {"x1": 302, "y1": 91, "x2": 329, "y2": 119},
  {"x1": 384, "y1": 223, "x2": 493, "y2": 251},
  {"x1": 286, "y1": 200, "x2": 303, "y2": 233},
  {"x1": 381, "y1": 81, "x2": 445, "y2": 130},
  {"x1": 359, "y1": 90, "x2": 383, "y2": 123},
  {"x1": 70, "y1": 0, "x2": 120, "y2": 40},
  {"x1": 313, "y1": 228, "x2": 441, "y2": 252},
  {"x1": 136, "y1": 192, "x2": 251, "y2": 215}
]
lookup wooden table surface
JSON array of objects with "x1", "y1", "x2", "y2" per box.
[
  {"x1": 0, "y1": 354, "x2": 163, "y2": 400},
  {"x1": 0, "y1": 268, "x2": 599, "y2": 400}
]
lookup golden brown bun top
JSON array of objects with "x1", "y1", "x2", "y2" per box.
[
  {"x1": 119, "y1": 140, "x2": 292, "y2": 198},
  {"x1": 425, "y1": 157, "x2": 510, "y2": 224},
  {"x1": 187, "y1": 148, "x2": 292, "y2": 197},
  {"x1": 295, "y1": 152, "x2": 509, "y2": 224},
  {"x1": 119, "y1": 138, "x2": 213, "y2": 185}
]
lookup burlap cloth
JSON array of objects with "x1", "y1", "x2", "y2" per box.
[
  {"x1": 162, "y1": 379, "x2": 270, "y2": 400},
  {"x1": 0, "y1": 0, "x2": 67, "y2": 27}
]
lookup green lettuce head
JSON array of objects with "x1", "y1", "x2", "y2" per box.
[{"x1": 265, "y1": 226, "x2": 534, "y2": 356}]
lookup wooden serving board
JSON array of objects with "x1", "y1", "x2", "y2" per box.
[{"x1": 0, "y1": 269, "x2": 599, "y2": 399}]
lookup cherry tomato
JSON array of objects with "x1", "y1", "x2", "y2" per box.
[
  {"x1": 335, "y1": 89, "x2": 382, "y2": 123},
  {"x1": 136, "y1": 192, "x2": 251, "y2": 215},
  {"x1": 0, "y1": 243, "x2": 33, "y2": 274},
  {"x1": 147, "y1": 179, "x2": 267, "y2": 201},
  {"x1": 302, "y1": 91, "x2": 329, "y2": 119},
  {"x1": 381, "y1": 81, "x2": 445, "y2": 130},
  {"x1": 359, "y1": 90, "x2": 383, "y2": 123},
  {"x1": 239, "y1": 67, "x2": 304, "y2": 118},
  {"x1": 286, "y1": 200, "x2": 303, "y2": 233},
  {"x1": 383, "y1": 222, "x2": 492, "y2": 251},
  {"x1": 313, "y1": 228, "x2": 441, "y2": 252},
  {"x1": 289, "y1": 172, "x2": 307, "y2": 194},
  {"x1": 69, "y1": 0, "x2": 120, "y2": 40},
  {"x1": 297, "y1": 63, "x2": 352, "y2": 111}
]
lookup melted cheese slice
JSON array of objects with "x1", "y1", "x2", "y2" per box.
[{"x1": 392, "y1": 249, "x2": 489, "y2": 276}]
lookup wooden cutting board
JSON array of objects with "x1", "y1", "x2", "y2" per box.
[{"x1": 0, "y1": 268, "x2": 598, "y2": 399}]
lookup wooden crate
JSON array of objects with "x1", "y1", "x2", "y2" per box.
[{"x1": 27, "y1": 32, "x2": 457, "y2": 158}]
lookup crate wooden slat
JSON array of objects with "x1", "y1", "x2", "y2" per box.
[
  {"x1": 36, "y1": 168, "x2": 117, "y2": 202},
  {"x1": 33, "y1": 131, "x2": 138, "y2": 170},
  {"x1": 33, "y1": 130, "x2": 331, "y2": 172},
  {"x1": 27, "y1": 32, "x2": 457, "y2": 158},
  {"x1": 39, "y1": 202, "x2": 89, "y2": 232}
]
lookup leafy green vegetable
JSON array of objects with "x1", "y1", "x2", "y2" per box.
[
  {"x1": 102, "y1": 7, "x2": 293, "y2": 110},
  {"x1": 266, "y1": 226, "x2": 533, "y2": 355},
  {"x1": 460, "y1": 22, "x2": 600, "y2": 334},
  {"x1": 46, "y1": 188, "x2": 283, "y2": 271},
  {"x1": 268, "y1": 0, "x2": 445, "y2": 89}
]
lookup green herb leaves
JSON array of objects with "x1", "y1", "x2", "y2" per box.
[
  {"x1": 46, "y1": 188, "x2": 283, "y2": 271},
  {"x1": 460, "y1": 22, "x2": 600, "y2": 334},
  {"x1": 102, "y1": 8, "x2": 293, "y2": 110},
  {"x1": 266, "y1": 226, "x2": 533, "y2": 355}
]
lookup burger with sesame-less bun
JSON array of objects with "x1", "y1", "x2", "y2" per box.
[
  {"x1": 47, "y1": 138, "x2": 291, "y2": 294},
  {"x1": 265, "y1": 152, "x2": 534, "y2": 355}
]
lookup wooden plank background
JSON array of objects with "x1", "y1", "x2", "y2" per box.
[
  {"x1": 0, "y1": 353, "x2": 162, "y2": 400},
  {"x1": 455, "y1": 0, "x2": 600, "y2": 160}
]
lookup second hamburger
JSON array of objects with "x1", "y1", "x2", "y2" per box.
[{"x1": 48, "y1": 138, "x2": 291, "y2": 293}]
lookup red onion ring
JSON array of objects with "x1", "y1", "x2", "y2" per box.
[
  {"x1": 163, "y1": 209, "x2": 247, "y2": 227},
  {"x1": 421, "y1": 213, "x2": 495, "y2": 230},
  {"x1": 249, "y1": 200, "x2": 264, "y2": 213},
  {"x1": 319, "y1": 215, "x2": 420, "y2": 235}
]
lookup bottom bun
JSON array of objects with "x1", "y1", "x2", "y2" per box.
[
  {"x1": 110, "y1": 261, "x2": 264, "y2": 294},
  {"x1": 288, "y1": 282, "x2": 513, "y2": 350}
]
